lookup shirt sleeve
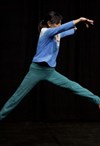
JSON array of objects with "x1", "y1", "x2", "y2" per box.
[
  {"x1": 45, "y1": 21, "x2": 75, "y2": 37},
  {"x1": 60, "y1": 28, "x2": 75, "y2": 38}
]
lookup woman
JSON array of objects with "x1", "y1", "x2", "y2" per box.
[{"x1": 0, "y1": 11, "x2": 100, "y2": 120}]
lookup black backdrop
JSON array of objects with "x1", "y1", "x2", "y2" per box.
[{"x1": 0, "y1": 0, "x2": 100, "y2": 122}]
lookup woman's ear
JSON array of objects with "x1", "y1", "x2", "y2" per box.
[{"x1": 47, "y1": 21, "x2": 51, "y2": 27}]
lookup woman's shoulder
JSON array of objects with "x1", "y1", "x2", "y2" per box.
[
  {"x1": 41, "y1": 27, "x2": 48, "y2": 32},
  {"x1": 40, "y1": 28, "x2": 49, "y2": 36}
]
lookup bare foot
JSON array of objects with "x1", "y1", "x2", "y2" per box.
[{"x1": 98, "y1": 104, "x2": 100, "y2": 109}]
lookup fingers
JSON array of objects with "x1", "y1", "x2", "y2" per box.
[
  {"x1": 85, "y1": 23, "x2": 89, "y2": 28},
  {"x1": 85, "y1": 19, "x2": 94, "y2": 28},
  {"x1": 80, "y1": 17, "x2": 94, "y2": 25},
  {"x1": 86, "y1": 19, "x2": 94, "y2": 25},
  {"x1": 74, "y1": 27, "x2": 77, "y2": 30},
  {"x1": 81, "y1": 17, "x2": 94, "y2": 28}
]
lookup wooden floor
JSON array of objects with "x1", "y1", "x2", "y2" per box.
[{"x1": 0, "y1": 121, "x2": 100, "y2": 146}]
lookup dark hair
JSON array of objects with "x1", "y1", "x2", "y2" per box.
[{"x1": 38, "y1": 11, "x2": 63, "y2": 32}]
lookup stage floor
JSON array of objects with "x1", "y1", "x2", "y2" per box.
[{"x1": 0, "y1": 121, "x2": 100, "y2": 146}]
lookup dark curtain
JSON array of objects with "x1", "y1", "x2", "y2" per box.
[{"x1": 0, "y1": 0, "x2": 100, "y2": 122}]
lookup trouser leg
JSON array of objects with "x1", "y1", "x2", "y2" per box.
[
  {"x1": 47, "y1": 70, "x2": 100, "y2": 105},
  {"x1": 0, "y1": 67, "x2": 41, "y2": 120}
]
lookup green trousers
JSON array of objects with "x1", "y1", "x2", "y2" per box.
[{"x1": 0, "y1": 62, "x2": 100, "y2": 120}]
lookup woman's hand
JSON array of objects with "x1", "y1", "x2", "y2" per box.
[
  {"x1": 80, "y1": 17, "x2": 94, "y2": 28},
  {"x1": 73, "y1": 17, "x2": 94, "y2": 28},
  {"x1": 74, "y1": 27, "x2": 77, "y2": 30}
]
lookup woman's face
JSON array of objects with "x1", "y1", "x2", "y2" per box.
[
  {"x1": 50, "y1": 23, "x2": 61, "y2": 28},
  {"x1": 47, "y1": 21, "x2": 61, "y2": 28}
]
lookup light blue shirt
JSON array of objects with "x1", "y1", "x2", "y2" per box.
[{"x1": 32, "y1": 21, "x2": 75, "y2": 67}]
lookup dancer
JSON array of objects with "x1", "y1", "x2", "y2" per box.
[{"x1": 0, "y1": 11, "x2": 100, "y2": 120}]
